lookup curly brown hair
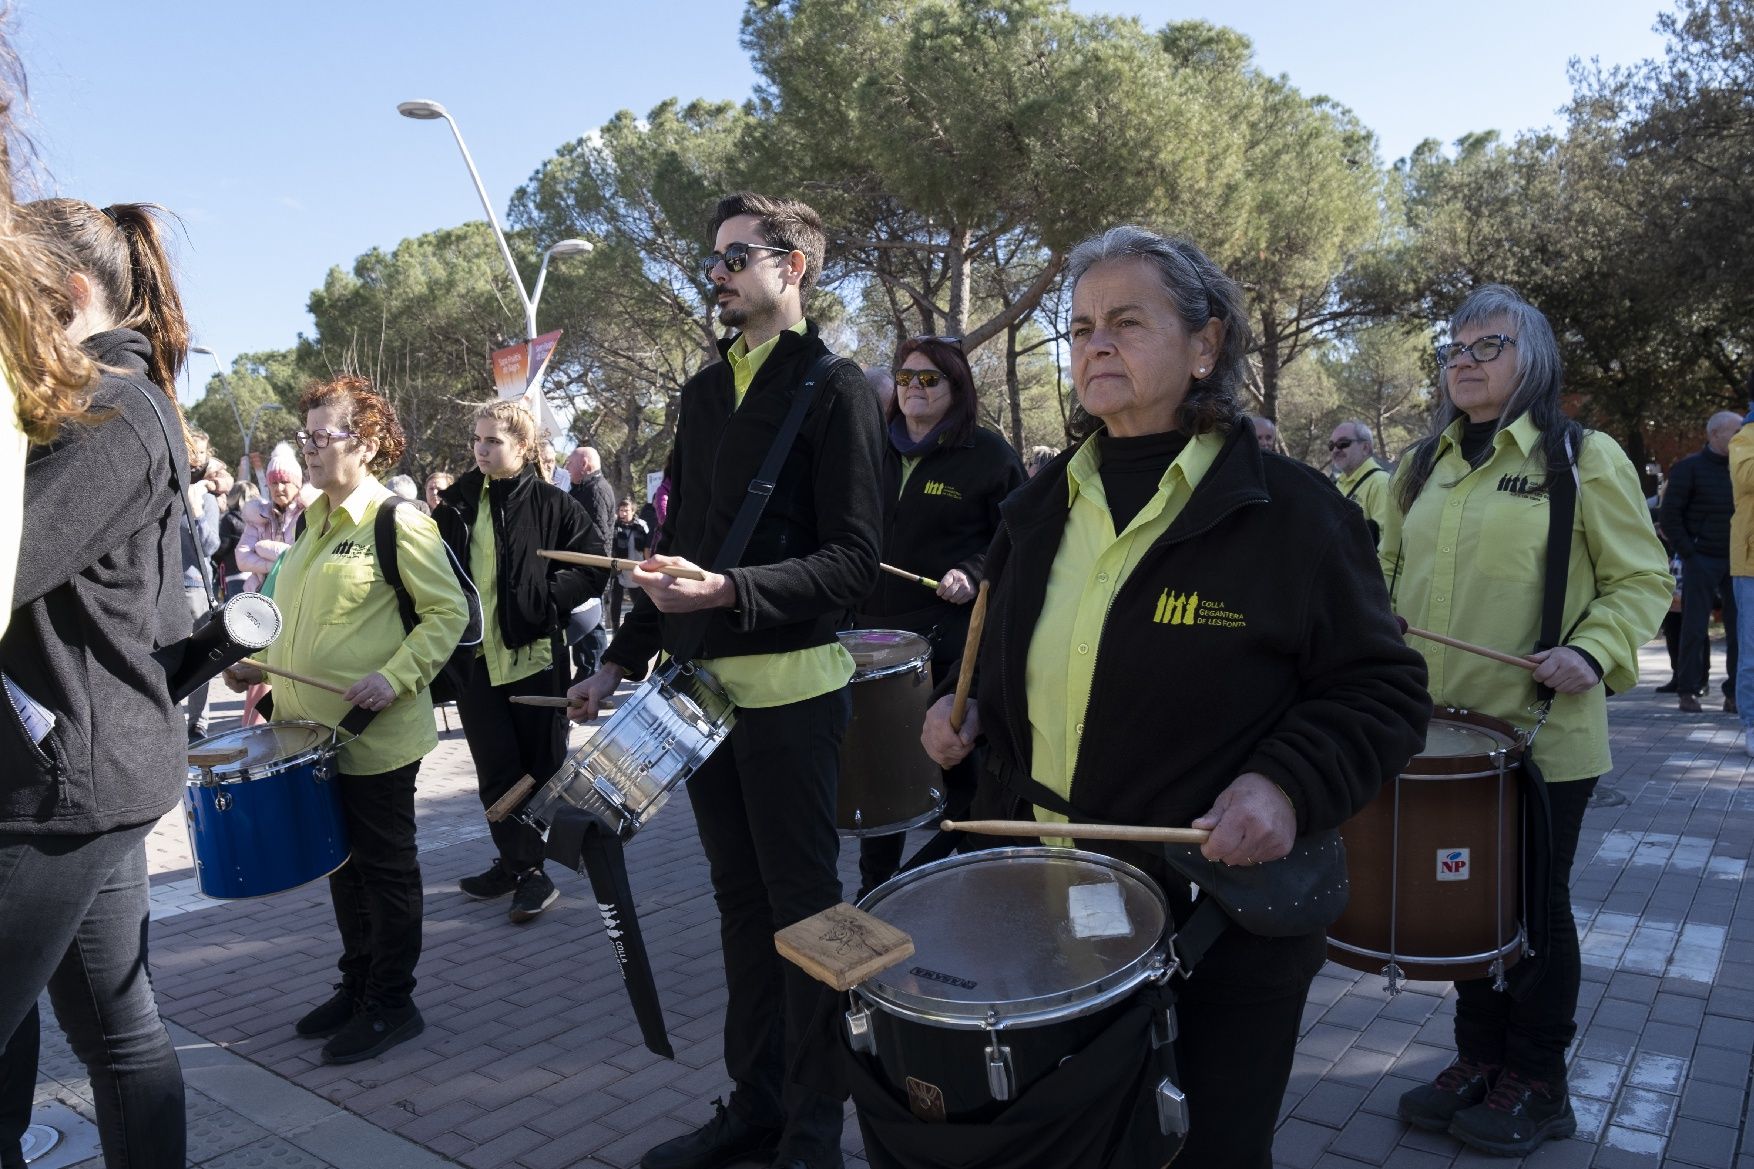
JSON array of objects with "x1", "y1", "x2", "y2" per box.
[{"x1": 297, "y1": 374, "x2": 405, "y2": 475}]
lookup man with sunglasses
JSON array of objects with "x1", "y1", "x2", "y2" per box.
[
  {"x1": 567, "y1": 192, "x2": 883, "y2": 1169},
  {"x1": 1329, "y1": 420, "x2": 1392, "y2": 547}
]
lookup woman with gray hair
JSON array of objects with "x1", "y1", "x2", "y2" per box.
[
  {"x1": 1380, "y1": 284, "x2": 1669, "y2": 1156},
  {"x1": 915, "y1": 226, "x2": 1429, "y2": 1168}
]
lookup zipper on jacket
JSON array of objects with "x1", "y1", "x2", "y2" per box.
[{"x1": 2, "y1": 674, "x2": 64, "y2": 794}]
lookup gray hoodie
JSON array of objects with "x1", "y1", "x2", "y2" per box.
[{"x1": 1, "y1": 329, "x2": 191, "y2": 834}]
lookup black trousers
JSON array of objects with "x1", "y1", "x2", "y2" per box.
[
  {"x1": 687, "y1": 687, "x2": 850, "y2": 1164},
  {"x1": 456, "y1": 657, "x2": 567, "y2": 873},
  {"x1": 1678, "y1": 554, "x2": 1737, "y2": 697},
  {"x1": 330, "y1": 762, "x2": 423, "y2": 1009},
  {"x1": 1454, "y1": 775, "x2": 1597, "y2": 1081},
  {"x1": 0, "y1": 1005, "x2": 35, "y2": 1169}
]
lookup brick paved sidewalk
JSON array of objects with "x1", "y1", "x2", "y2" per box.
[{"x1": 26, "y1": 644, "x2": 1754, "y2": 1168}]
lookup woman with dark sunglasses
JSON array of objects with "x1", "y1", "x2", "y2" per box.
[
  {"x1": 854, "y1": 335, "x2": 1024, "y2": 896},
  {"x1": 1380, "y1": 285, "x2": 1670, "y2": 1156}
]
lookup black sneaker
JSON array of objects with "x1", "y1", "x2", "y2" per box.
[
  {"x1": 510, "y1": 868, "x2": 559, "y2": 923},
  {"x1": 321, "y1": 1002, "x2": 424, "y2": 1065},
  {"x1": 459, "y1": 858, "x2": 520, "y2": 900},
  {"x1": 1398, "y1": 1057, "x2": 1500, "y2": 1132},
  {"x1": 640, "y1": 1098, "x2": 780, "y2": 1169},
  {"x1": 294, "y1": 984, "x2": 358, "y2": 1038},
  {"x1": 1655, "y1": 678, "x2": 1679, "y2": 694},
  {"x1": 1449, "y1": 1068, "x2": 1575, "y2": 1156}
]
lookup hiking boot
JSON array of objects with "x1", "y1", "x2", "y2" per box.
[
  {"x1": 1398, "y1": 1057, "x2": 1500, "y2": 1132},
  {"x1": 1679, "y1": 694, "x2": 1703, "y2": 713},
  {"x1": 294, "y1": 984, "x2": 358, "y2": 1038},
  {"x1": 459, "y1": 858, "x2": 520, "y2": 900},
  {"x1": 1449, "y1": 1068, "x2": 1576, "y2": 1156},
  {"x1": 510, "y1": 868, "x2": 559, "y2": 923},
  {"x1": 321, "y1": 1002, "x2": 424, "y2": 1065},
  {"x1": 640, "y1": 1098, "x2": 780, "y2": 1169}
]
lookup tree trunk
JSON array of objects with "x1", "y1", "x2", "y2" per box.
[
  {"x1": 945, "y1": 223, "x2": 971, "y2": 339},
  {"x1": 1006, "y1": 319, "x2": 1024, "y2": 452},
  {"x1": 1257, "y1": 305, "x2": 1282, "y2": 422}
]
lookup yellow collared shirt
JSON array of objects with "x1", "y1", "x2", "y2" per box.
[
  {"x1": 263, "y1": 478, "x2": 468, "y2": 775},
  {"x1": 472, "y1": 480, "x2": 552, "y2": 686},
  {"x1": 1728, "y1": 423, "x2": 1754, "y2": 576},
  {"x1": 1024, "y1": 431, "x2": 1224, "y2": 829},
  {"x1": 1337, "y1": 456, "x2": 1394, "y2": 541},
  {"x1": 1379, "y1": 415, "x2": 1671, "y2": 781},
  {"x1": 699, "y1": 319, "x2": 854, "y2": 709}
]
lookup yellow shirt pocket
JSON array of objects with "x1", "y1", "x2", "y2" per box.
[
  {"x1": 1475, "y1": 491, "x2": 1549, "y2": 584},
  {"x1": 316, "y1": 561, "x2": 379, "y2": 625}
]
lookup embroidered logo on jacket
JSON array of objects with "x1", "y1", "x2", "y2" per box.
[
  {"x1": 920, "y1": 480, "x2": 963, "y2": 500},
  {"x1": 1153, "y1": 590, "x2": 1248, "y2": 629}
]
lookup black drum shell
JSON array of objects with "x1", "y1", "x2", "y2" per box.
[{"x1": 836, "y1": 632, "x2": 942, "y2": 835}]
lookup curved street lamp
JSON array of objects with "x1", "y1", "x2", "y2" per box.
[
  {"x1": 189, "y1": 346, "x2": 246, "y2": 454},
  {"x1": 530, "y1": 238, "x2": 595, "y2": 328}
]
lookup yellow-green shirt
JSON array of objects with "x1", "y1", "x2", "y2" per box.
[
  {"x1": 1379, "y1": 415, "x2": 1671, "y2": 781},
  {"x1": 698, "y1": 319, "x2": 854, "y2": 709},
  {"x1": 471, "y1": 480, "x2": 552, "y2": 686},
  {"x1": 263, "y1": 478, "x2": 468, "y2": 775},
  {"x1": 1337, "y1": 456, "x2": 1394, "y2": 542},
  {"x1": 1024, "y1": 432, "x2": 1224, "y2": 829},
  {"x1": 1728, "y1": 423, "x2": 1754, "y2": 577}
]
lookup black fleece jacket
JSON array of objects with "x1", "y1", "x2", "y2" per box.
[
  {"x1": 433, "y1": 466, "x2": 606, "y2": 651},
  {"x1": 1, "y1": 330, "x2": 191, "y2": 834},
  {"x1": 969, "y1": 423, "x2": 1432, "y2": 836},
  {"x1": 860, "y1": 425, "x2": 1024, "y2": 659},
  {"x1": 604, "y1": 322, "x2": 884, "y2": 678},
  {"x1": 1659, "y1": 446, "x2": 1734, "y2": 560}
]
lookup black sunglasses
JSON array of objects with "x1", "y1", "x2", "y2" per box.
[
  {"x1": 893, "y1": 369, "x2": 946, "y2": 389},
  {"x1": 1327, "y1": 439, "x2": 1355, "y2": 452},
  {"x1": 701, "y1": 241, "x2": 792, "y2": 277}
]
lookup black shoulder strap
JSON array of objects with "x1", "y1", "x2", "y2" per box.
[
  {"x1": 133, "y1": 384, "x2": 215, "y2": 607},
  {"x1": 374, "y1": 496, "x2": 419, "y2": 635},
  {"x1": 1534, "y1": 437, "x2": 1578, "y2": 703},
  {"x1": 708, "y1": 351, "x2": 849, "y2": 574},
  {"x1": 1343, "y1": 465, "x2": 1384, "y2": 500}
]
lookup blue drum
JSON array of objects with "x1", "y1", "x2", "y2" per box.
[{"x1": 184, "y1": 721, "x2": 349, "y2": 899}]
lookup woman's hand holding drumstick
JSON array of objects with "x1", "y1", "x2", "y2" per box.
[
  {"x1": 232, "y1": 657, "x2": 398, "y2": 711},
  {"x1": 1395, "y1": 616, "x2": 1597, "y2": 694},
  {"x1": 922, "y1": 581, "x2": 990, "y2": 768}
]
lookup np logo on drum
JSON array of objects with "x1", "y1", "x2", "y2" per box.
[{"x1": 1436, "y1": 848, "x2": 1471, "y2": 881}]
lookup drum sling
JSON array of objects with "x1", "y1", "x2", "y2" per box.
[{"x1": 830, "y1": 898, "x2": 1228, "y2": 1169}]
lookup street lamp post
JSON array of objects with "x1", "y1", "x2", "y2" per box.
[
  {"x1": 189, "y1": 346, "x2": 247, "y2": 456},
  {"x1": 395, "y1": 99, "x2": 592, "y2": 338},
  {"x1": 246, "y1": 402, "x2": 285, "y2": 461}
]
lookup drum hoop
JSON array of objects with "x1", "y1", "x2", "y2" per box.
[
  {"x1": 187, "y1": 721, "x2": 337, "y2": 783},
  {"x1": 839, "y1": 629, "x2": 931, "y2": 681},
  {"x1": 1326, "y1": 927, "x2": 1525, "y2": 968},
  {"x1": 1407, "y1": 706, "x2": 1526, "y2": 776},
  {"x1": 853, "y1": 846, "x2": 1169, "y2": 1031},
  {"x1": 657, "y1": 660, "x2": 736, "y2": 724}
]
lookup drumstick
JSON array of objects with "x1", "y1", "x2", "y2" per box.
[
  {"x1": 238, "y1": 657, "x2": 350, "y2": 697},
  {"x1": 943, "y1": 819, "x2": 1212, "y2": 845},
  {"x1": 950, "y1": 580, "x2": 990, "y2": 733},
  {"x1": 1395, "y1": 618, "x2": 1540, "y2": 671},
  {"x1": 508, "y1": 695, "x2": 573, "y2": 709},
  {"x1": 486, "y1": 775, "x2": 538, "y2": 823},
  {"x1": 538, "y1": 550, "x2": 707, "y2": 580},
  {"x1": 880, "y1": 562, "x2": 941, "y2": 591}
]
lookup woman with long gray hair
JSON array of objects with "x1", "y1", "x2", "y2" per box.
[
  {"x1": 1381, "y1": 285, "x2": 1670, "y2": 1156},
  {"x1": 915, "y1": 225, "x2": 1429, "y2": 1168}
]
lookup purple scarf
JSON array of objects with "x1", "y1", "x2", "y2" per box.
[{"x1": 889, "y1": 414, "x2": 956, "y2": 457}]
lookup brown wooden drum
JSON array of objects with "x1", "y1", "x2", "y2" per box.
[
  {"x1": 836, "y1": 630, "x2": 943, "y2": 836},
  {"x1": 1327, "y1": 707, "x2": 1525, "y2": 990}
]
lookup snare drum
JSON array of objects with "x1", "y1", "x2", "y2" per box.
[
  {"x1": 522, "y1": 661, "x2": 735, "y2": 840},
  {"x1": 846, "y1": 847, "x2": 1170, "y2": 1122},
  {"x1": 836, "y1": 630, "x2": 942, "y2": 836},
  {"x1": 184, "y1": 721, "x2": 348, "y2": 899},
  {"x1": 1327, "y1": 707, "x2": 1525, "y2": 987}
]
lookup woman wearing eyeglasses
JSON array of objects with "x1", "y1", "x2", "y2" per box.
[
  {"x1": 1379, "y1": 285, "x2": 1669, "y2": 1156},
  {"x1": 225, "y1": 375, "x2": 467, "y2": 1066},
  {"x1": 854, "y1": 335, "x2": 1024, "y2": 895}
]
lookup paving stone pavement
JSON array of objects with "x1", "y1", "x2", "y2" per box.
[{"x1": 26, "y1": 643, "x2": 1754, "y2": 1168}]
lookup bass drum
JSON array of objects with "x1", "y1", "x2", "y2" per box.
[
  {"x1": 184, "y1": 721, "x2": 348, "y2": 899},
  {"x1": 836, "y1": 630, "x2": 942, "y2": 836},
  {"x1": 1327, "y1": 707, "x2": 1525, "y2": 986}
]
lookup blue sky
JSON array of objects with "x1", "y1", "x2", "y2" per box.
[{"x1": 13, "y1": 0, "x2": 1670, "y2": 402}]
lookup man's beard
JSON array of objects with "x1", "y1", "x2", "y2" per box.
[{"x1": 717, "y1": 284, "x2": 775, "y2": 330}]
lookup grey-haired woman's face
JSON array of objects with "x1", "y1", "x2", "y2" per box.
[{"x1": 1445, "y1": 316, "x2": 1518, "y2": 423}]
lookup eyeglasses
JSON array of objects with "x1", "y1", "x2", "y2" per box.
[
  {"x1": 1327, "y1": 439, "x2": 1356, "y2": 452},
  {"x1": 296, "y1": 428, "x2": 358, "y2": 450},
  {"x1": 1436, "y1": 334, "x2": 1516, "y2": 369},
  {"x1": 910, "y1": 334, "x2": 963, "y2": 346},
  {"x1": 893, "y1": 369, "x2": 946, "y2": 389},
  {"x1": 700, "y1": 241, "x2": 792, "y2": 277}
]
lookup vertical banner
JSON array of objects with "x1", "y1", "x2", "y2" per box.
[{"x1": 489, "y1": 330, "x2": 566, "y2": 448}]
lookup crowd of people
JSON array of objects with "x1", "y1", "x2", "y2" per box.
[{"x1": 0, "y1": 24, "x2": 1713, "y2": 1169}]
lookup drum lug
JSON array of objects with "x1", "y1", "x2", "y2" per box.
[
  {"x1": 1380, "y1": 961, "x2": 1404, "y2": 996},
  {"x1": 214, "y1": 790, "x2": 233, "y2": 813},
  {"x1": 1490, "y1": 957, "x2": 1508, "y2": 993},
  {"x1": 1155, "y1": 1078, "x2": 1189, "y2": 1136},
  {"x1": 314, "y1": 760, "x2": 332, "y2": 783},
  {"x1": 844, "y1": 1002, "x2": 876, "y2": 1057},
  {"x1": 1150, "y1": 1008, "x2": 1178, "y2": 1049},
  {"x1": 852, "y1": 808, "x2": 863, "y2": 832},
  {"x1": 984, "y1": 1037, "x2": 1015, "y2": 1102}
]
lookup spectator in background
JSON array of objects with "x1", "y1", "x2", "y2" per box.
[
  {"x1": 1251, "y1": 414, "x2": 1279, "y2": 452},
  {"x1": 1660, "y1": 411, "x2": 1743, "y2": 714},
  {"x1": 216, "y1": 480, "x2": 257, "y2": 598},
  {"x1": 181, "y1": 425, "x2": 221, "y2": 740},
  {"x1": 236, "y1": 442, "x2": 313, "y2": 725},
  {"x1": 1025, "y1": 444, "x2": 1059, "y2": 478},
  {"x1": 1730, "y1": 384, "x2": 1754, "y2": 754},
  {"x1": 607, "y1": 496, "x2": 648, "y2": 631},
  {"x1": 1330, "y1": 419, "x2": 1393, "y2": 546},
  {"x1": 424, "y1": 470, "x2": 453, "y2": 512},
  {"x1": 386, "y1": 473, "x2": 429, "y2": 515},
  {"x1": 863, "y1": 364, "x2": 895, "y2": 415},
  {"x1": 565, "y1": 444, "x2": 616, "y2": 677},
  {"x1": 204, "y1": 456, "x2": 233, "y2": 503}
]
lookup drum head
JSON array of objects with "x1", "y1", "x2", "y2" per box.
[
  {"x1": 839, "y1": 629, "x2": 930, "y2": 677},
  {"x1": 859, "y1": 848, "x2": 1166, "y2": 1028},
  {"x1": 190, "y1": 721, "x2": 330, "y2": 778},
  {"x1": 1408, "y1": 708, "x2": 1522, "y2": 777}
]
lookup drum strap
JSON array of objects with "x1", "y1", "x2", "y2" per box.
[
  {"x1": 1533, "y1": 438, "x2": 1578, "y2": 704},
  {"x1": 133, "y1": 383, "x2": 216, "y2": 607}
]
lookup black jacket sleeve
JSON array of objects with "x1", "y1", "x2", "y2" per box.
[
  {"x1": 544, "y1": 489, "x2": 608, "y2": 619},
  {"x1": 1658, "y1": 458, "x2": 1697, "y2": 559}
]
